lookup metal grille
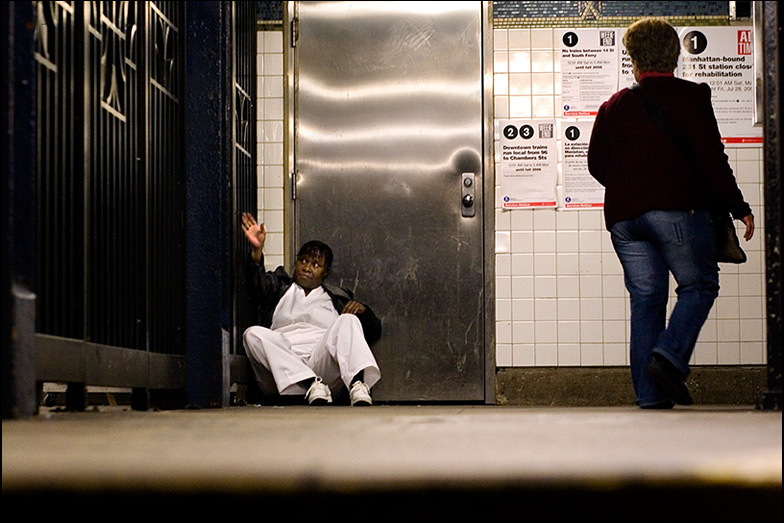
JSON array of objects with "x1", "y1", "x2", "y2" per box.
[
  {"x1": 232, "y1": 1, "x2": 258, "y2": 355},
  {"x1": 35, "y1": 1, "x2": 185, "y2": 356},
  {"x1": 35, "y1": 1, "x2": 83, "y2": 340},
  {"x1": 147, "y1": 2, "x2": 185, "y2": 354},
  {"x1": 86, "y1": 1, "x2": 145, "y2": 350}
]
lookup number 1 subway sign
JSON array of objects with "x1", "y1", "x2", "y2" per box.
[
  {"x1": 560, "y1": 29, "x2": 619, "y2": 117},
  {"x1": 677, "y1": 26, "x2": 762, "y2": 145}
]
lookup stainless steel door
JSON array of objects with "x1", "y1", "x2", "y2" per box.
[{"x1": 288, "y1": 1, "x2": 492, "y2": 402}]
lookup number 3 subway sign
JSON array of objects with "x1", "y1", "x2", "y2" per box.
[{"x1": 499, "y1": 120, "x2": 558, "y2": 208}]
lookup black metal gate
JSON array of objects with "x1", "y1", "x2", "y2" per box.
[
  {"x1": 231, "y1": 0, "x2": 259, "y2": 364},
  {"x1": 34, "y1": 1, "x2": 187, "y2": 407}
]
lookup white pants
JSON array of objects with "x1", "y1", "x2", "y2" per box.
[{"x1": 243, "y1": 314, "x2": 380, "y2": 395}]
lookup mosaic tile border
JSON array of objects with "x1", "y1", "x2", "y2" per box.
[{"x1": 493, "y1": 16, "x2": 731, "y2": 29}]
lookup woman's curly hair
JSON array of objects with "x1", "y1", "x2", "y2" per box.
[{"x1": 623, "y1": 18, "x2": 680, "y2": 73}]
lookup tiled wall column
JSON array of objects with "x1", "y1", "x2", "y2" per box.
[{"x1": 256, "y1": 29, "x2": 285, "y2": 270}]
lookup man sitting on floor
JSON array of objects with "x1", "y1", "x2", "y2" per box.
[{"x1": 241, "y1": 212, "x2": 382, "y2": 406}]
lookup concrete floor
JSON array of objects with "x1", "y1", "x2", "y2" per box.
[{"x1": 2, "y1": 404, "x2": 782, "y2": 520}]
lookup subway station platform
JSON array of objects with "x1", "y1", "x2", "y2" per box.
[{"x1": 2, "y1": 404, "x2": 781, "y2": 521}]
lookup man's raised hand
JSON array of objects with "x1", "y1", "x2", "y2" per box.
[{"x1": 242, "y1": 212, "x2": 266, "y2": 263}]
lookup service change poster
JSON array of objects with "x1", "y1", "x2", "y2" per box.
[
  {"x1": 499, "y1": 120, "x2": 558, "y2": 208},
  {"x1": 617, "y1": 27, "x2": 635, "y2": 90},
  {"x1": 561, "y1": 121, "x2": 604, "y2": 208},
  {"x1": 560, "y1": 29, "x2": 619, "y2": 117},
  {"x1": 677, "y1": 26, "x2": 761, "y2": 144}
]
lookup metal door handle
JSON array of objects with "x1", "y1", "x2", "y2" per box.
[{"x1": 461, "y1": 173, "x2": 475, "y2": 217}]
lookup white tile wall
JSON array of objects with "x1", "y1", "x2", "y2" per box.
[
  {"x1": 493, "y1": 27, "x2": 767, "y2": 368},
  {"x1": 257, "y1": 26, "x2": 768, "y2": 368},
  {"x1": 257, "y1": 30, "x2": 285, "y2": 271}
]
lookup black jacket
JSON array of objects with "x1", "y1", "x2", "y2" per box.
[{"x1": 245, "y1": 255, "x2": 382, "y2": 345}]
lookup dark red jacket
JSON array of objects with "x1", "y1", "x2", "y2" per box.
[{"x1": 587, "y1": 76, "x2": 752, "y2": 230}]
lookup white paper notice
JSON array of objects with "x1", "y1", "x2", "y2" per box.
[
  {"x1": 561, "y1": 121, "x2": 604, "y2": 209},
  {"x1": 677, "y1": 26, "x2": 761, "y2": 145},
  {"x1": 617, "y1": 27, "x2": 635, "y2": 90},
  {"x1": 499, "y1": 120, "x2": 558, "y2": 208},
  {"x1": 560, "y1": 29, "x2": 619, "y2": 117}
]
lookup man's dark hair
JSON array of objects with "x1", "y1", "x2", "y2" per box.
[{"x1": 297, "y1": 240, "x2": 333, "y2": 272}]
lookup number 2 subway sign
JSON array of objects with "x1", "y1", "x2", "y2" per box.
[
  {"x1": 678, "y1": 27, "x2": 761, "y2": 145},
  {"x1": 499, "y1": 120, "x2": 558, "y2": 208}
]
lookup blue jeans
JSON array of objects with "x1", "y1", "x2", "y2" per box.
[{"x1": 610, "y1": 210, "x2": 719, "y2": 407}]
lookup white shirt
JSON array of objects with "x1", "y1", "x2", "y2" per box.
[{"x1": 271, "y1": 283, "x2": 339, "y2": 358}]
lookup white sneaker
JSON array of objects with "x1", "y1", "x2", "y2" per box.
[
  {"x1": 305, "y1": 377, "x2": 332, "y2": 405},
  {"x1": 349, "y1": 381, "x2": 372, "y2": 406}
]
